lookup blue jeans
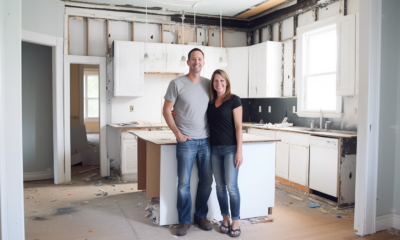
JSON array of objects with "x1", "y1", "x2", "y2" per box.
[
  {"x1": 211, "y1": 145, "x2": 240, "y2": 220},
  {"x1": 176, "y1": 138, "x2": 212, "y2": 224}
]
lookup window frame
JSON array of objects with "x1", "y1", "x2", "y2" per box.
[
  {"x1": 83, "y1": 70, "x2": 99, "y2": 122},
  {"x1": 296, "y1": 16, "x2": 343, "y2": 118}
]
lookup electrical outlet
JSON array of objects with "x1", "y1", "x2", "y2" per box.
[
  {"x1": 130, "y1": 106, "x2": 134, "y2": 112},
  {"x1": 259, "y1": 106, "x2": 262, "y2": 112},
  {"x1": 293, "y1": 106, "x2": 296, "y2": 113},
  {"x1": 268, "y1": 106, "x2": 271, "y2": 113}
]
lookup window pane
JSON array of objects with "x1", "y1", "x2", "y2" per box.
[
  {"x1": 308, "y1": 29, "x2": 337, "y2": 75},
  {"x1": 306, "y1": 74, "x2": 337, "y2": 111},
  {"x1": 87, "y1": 75, "x2": 99, "y2": 98},
  {"x1": 88, "y1": 99, "x2": 99, "y2": 118}
]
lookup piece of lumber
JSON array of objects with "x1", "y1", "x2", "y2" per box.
[
  {"x1": 161, "y1": 23, "x2": 164, "y2": 43},
  {"x1": 132, "y1": 21, "x2": 134, "y2": 41},
  {"x1": 106, "y1": 19, "x2": 109, "y2": 56},
  {"x1": 87, "y1": 17, "x2": 89, "y2": 56}
]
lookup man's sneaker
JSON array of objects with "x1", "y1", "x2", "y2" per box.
[
  {"x1": 176, "y1": 223, "x2": 190, "y2": 236},
  {"x1": 194, "y1": 218, "x2": 212, "y2": 231}
]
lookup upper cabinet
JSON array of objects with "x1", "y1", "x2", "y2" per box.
[
  {"x1": 166, "y1": 44, "x2": 187, "y2": 74},
  {"x1": 248, "y1": 41, "x2": 282, "y2": 98},
  {"x1": 336, "y1": 14, "x2": 356, "y2": 96},
  {"x1": 113, "y1": 41, "x2": 144, "y2": 97},
  {"x1": 226, "y1": 47, "x2": 249, "y2": 98},
  {"x1": 203, "y1": 46, "x2": 228, "y2": 79},
  {"x1": 144, "y1": 43, "x2": 167, "y2": 73}
]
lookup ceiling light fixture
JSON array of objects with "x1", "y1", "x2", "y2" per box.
[
  {"x1": 179, "y1": 10, "x2": 186, "y2": 66},
  {"x1": 218, "y1": 0, "x2": 228, "y2": 68},
  {"x1": 142, "y1": 0, "x2": 151, "y2": 65}
]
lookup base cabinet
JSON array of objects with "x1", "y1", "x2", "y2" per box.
[
  {"x1": 120, "y1": 132, "x2": 138, "y2": 181},
  {"x1": 289, "y1": 144, "x2": 310, "y2": 186},
  {"x1": 276, "y1": 142, "x2": 289, "y2": 179}
]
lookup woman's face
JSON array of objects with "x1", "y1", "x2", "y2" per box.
[{"x1": 213, "y1": 74, "x2": 227, "y2": 95}]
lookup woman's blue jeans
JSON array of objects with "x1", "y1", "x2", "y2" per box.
[
  {"x1": 211, "y1": 145, "x2": 240, "y2": 220},
  {"x1": 176, "y1": 138, "x2": 212, "y2": 224}
]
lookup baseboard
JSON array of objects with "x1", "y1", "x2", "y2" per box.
[
  {"x1": 24, "y1": 171, "x2": 54, "y2": 181},
  {"x1": 394, "y1": 213, "x2": 400, "y2": 230}
]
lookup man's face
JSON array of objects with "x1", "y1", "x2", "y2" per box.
[{"x1": 187, "y1": 50, "x2": 204, "y2": 74}]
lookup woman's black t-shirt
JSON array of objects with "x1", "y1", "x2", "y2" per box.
[{"x1": 207, "y1": 95, "x2": 242, "y2": 146}]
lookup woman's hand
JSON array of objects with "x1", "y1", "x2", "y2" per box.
[
  {"x1": 171, "y1": 110, "x2": 177, "y2": 118},
  {"x1": 234, "y1": 151, "x2": 243, "y2": 169}
]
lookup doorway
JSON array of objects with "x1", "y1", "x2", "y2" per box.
[
  {"x1": 64, "y1": 55, "x2": 107, "y2": 182},
  {"x1": 70, "y1": 64, "x2": 100, "y2": 169}
]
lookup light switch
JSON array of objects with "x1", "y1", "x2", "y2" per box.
[
  {"x1": 130, "y1": 106, "x2": 134, "y2": 112},
  {"x1": 259, "y1": 106, "x2": 262, "y2": 112}
]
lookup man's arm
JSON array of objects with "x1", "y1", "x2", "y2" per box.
[{"x1": 163, "y1": 99, "x2": 191, "y2": 142}]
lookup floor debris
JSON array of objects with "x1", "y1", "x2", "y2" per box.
[
  {"x1": 309, "y1": 203, "x2": 321, "y2": 208},
  {"x1": 145, "y1": 204, "x2": 159, "y2": 225},
  {"x1": 290, "y1": 195, "x2": 304, "y2": 201}
]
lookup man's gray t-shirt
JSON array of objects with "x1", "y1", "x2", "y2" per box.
[{"x1": 164, "y1": 75, "x2": 210, "y2": 139}]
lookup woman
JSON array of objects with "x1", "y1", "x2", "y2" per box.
[{"x1": 207, "y1": 69, "x2": 243, "y2": 238}]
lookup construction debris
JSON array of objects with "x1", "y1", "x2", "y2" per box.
[
  {"x1": 309, "y1": 203, "x2": 321, "y2": 208},
  {"x1": 145, "y1": 204, "x2": 159, "y2": 225},
  {"x1": 290, "y1": 195, "x2": 304, "y2": 201}
]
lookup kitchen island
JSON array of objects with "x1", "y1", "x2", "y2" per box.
[{"x1": 130, "y1": 130, "x2": 280, "y2": 226}]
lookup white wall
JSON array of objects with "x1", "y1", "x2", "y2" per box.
[
  {"x1": 22, "y1": 42, "x2": 54, "y2": 173},
  {"x1": 22, "y1": 0, "x2": 64, "y2": 38},
  {"x1": 1, "y1": 0, "x2": 25, "y2": 239},
  {"x1": 376, "y1": 0, "x2": 400, "y2": 217}
]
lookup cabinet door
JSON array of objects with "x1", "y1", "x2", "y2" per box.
[
  {"x1": 121, "y1": 137, "x2": 138, "y2": 175},
  {"x1": 113, "y1": 41, "x2": 144, "y2": 97},
  {"x1": 204, "y1": 46, "x2": 228, "y2": 79},
  {"x1": 227, "y1": 47, "x2": 248, "y2": 98},
  {"x1": 265, "y1": 41, "x2": 282, "y2": 97},
  {"x1": 248, "y1": 43, "x2": 266, "y2": 98},
  {"x1": 144, "y1": 43, "x2": 167, "y2": 73},
  {"x1": 289, "y1": 144, "x2": 309, "y2": 186},
  {"x1": 283, "y1": 40, "x2": 293, "y2": 97},
  {"x1": 336, "y1": 14, "x2": 356, "y2": 96},
  {"x1": 276, "y1": 142, "x2": 289, "y2": 179},
  {"x1": 166, "y1": 44, "x2": 187, "y2": 73}
]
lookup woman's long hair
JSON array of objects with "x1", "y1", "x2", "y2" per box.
[{"x1": 209, "y1": 69, "x2": 234, "y2": 104}]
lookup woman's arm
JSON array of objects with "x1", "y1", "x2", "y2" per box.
[{"x1": 233, "y1": 106, "x2": 243, "y2": 169}]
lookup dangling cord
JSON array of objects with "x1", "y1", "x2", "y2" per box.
[{"x1": 220, "y1": 0, "x2": 222, "y2": 48}]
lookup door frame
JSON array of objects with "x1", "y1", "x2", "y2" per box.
[
  {"x1": 21, "y1": 30, "x2": 65, "y2": 184},
  {"x1": 63, "y1": 55, "x2": 108, "y2": 182}
]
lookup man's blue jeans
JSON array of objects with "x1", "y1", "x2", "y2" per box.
[
  {"x1": 211, "y1": 145, "x2": 240, "y2": 220},
  {"x1": 176, "y1": 138, "x2": 212, "y2": 224}
]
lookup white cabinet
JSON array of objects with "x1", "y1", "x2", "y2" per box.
[
  {"x1": 289, "y1": 144, "x2": 309, "y2": 186},
  {"x1": 113, "y1": 41, "x2": 144, "y2": 97},
  {"x1": 276, "y1": 142, "x2": 289, "y2": 179},
  {"x1": 336, "y1": 14, "x2": 356, "y2": 96},
  {"x1": 144, "y1": 43, "x2": 167, "y2": 73},
  {"x1": 283, "y1": 40, "x2": 293, "y2": 97},
  {"x1": 248, "y1": 128, "x2": 276, "y2": 139},
  {"x1": 120, "y1": 132, "x2": 138, "y2": 179},
  {"x1": 248, "y1": 41, "x2": 282, "y2": 98},
  {"x1": 226, "y1": 47, "x2": 249, "y2": 98},
  {"x1": 204, "y1": 46, "x2": 227, "y2": 79},
  {"x1": 166, "y1": 44, "x2": 187, "y2": 73}
]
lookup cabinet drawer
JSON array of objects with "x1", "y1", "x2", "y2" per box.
[
  {"x1": 248, "y1": 128, "x2": 275, "y2": 138},
  {"x1": 276, "y1": 131, "x2": 309, "y2": 147},
  {"x1": 121, "y1": 132, "x2": 137, "y2": 140}
]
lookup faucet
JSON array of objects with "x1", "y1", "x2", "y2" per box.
[
  {"x1": 260, "y1": 119, "x2": 264, "y2": 124},
  {"x1": 320, "y1": 109, "x2": 323, "y2": 129},
  {"x1": 325, "y1": 121, "x2": 331, "y2": 130}
]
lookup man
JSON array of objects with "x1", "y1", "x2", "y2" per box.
[{"x1": 163, "y1": 48, "x2": 213, "y2": 237}]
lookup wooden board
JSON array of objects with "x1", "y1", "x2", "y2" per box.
[
  {"x1": 146, "y1": 142, "x2": 160, "y2": 199},
  {"x1": 236, "y1": 0, "x2": 287, "y2": 19},
  {"x1": 137, "y1": 138, "x2": 147, "y2": 191},
  {"x1": 276, "y1": 176, "x2": 312, "y2": 194}
]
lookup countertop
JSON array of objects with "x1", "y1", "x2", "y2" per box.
[
  {"x1": 129, "y1": 130, "x2": 280, "y2": 145},
  {"x1": 242, "y1": 123, "x2": 357, "y2": 138},
  {"x1": 108, "y1": 123, "x2": 168, "y2": 129}
]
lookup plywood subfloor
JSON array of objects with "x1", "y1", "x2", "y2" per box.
[{"x1": 24, "y1": 170, "x2": 400, "y2": 240}]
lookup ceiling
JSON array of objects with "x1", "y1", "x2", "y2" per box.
[{"x1": 66, "y1": 0, "x2": 294, "y2": 18}]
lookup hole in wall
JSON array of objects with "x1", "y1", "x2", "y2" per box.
[
  {"x1": 202, "y1": 41, "x2": 204, "y2": 45},
  {"x1": 109, "y1": 34, "x2": 111, "y2": 37},
  {"x1": 349, "y1": 172, "x2": 352, "y2": 179},
  {"x1": 171, "y1": 42, "x2": 174, "y2": 44},
  {"x1": 200, "y1": 32, "x2": 202, "y2": 36},
  {"x1": 151, "y1": 35, "x2": 153, "y2": 39},
  {"x1": 212, "y1": 33, "x2": 214, "y2": 37}
]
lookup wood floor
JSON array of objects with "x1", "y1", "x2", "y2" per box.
[{"x1": 23, "y1": 168, "x2": 400, "y2": 240}]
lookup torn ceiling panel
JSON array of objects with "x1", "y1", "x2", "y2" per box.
[{"x1": 63, "y1": 0, "x2": 283, "y2": 18}]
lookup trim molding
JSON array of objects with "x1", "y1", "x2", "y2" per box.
[
  {"x1": 23, "y1": 171, "x2": 54, "y2": 182},
  {"x1": 376, "y1": 214, "x2": 394, "y2": 232},
  {"x1": 376, "y1": 213, "x2": 400, "y2": 231}
]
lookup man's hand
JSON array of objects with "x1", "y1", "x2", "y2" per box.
[
  {"x1": 234, "y1": 152, "x2": 243, "y2": 169},
  {"x1": 176, "y1": 132, "x2": 192, "y2": 142}
]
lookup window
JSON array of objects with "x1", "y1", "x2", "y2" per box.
[
  {"x1": 84, "y1": 71, "x2": 99, "y2": 121},
  {"x1": 295, "y1": 15, "x2": 358, "y2": 118},
  {"x1": 304, "y1": 26, "x2": 339, "y2": 112}
]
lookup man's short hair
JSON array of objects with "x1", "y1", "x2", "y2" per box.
[{"x1": 187, "y1": 48, "x2": 204, "y2": 60}]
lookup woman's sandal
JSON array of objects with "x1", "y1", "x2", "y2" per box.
[
  {"x1": 220, "y1": 223, "x2": 230, "y2": 234},
  {"x1": 230, "y1": 228, "x2": 241, "y2": 238}
]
